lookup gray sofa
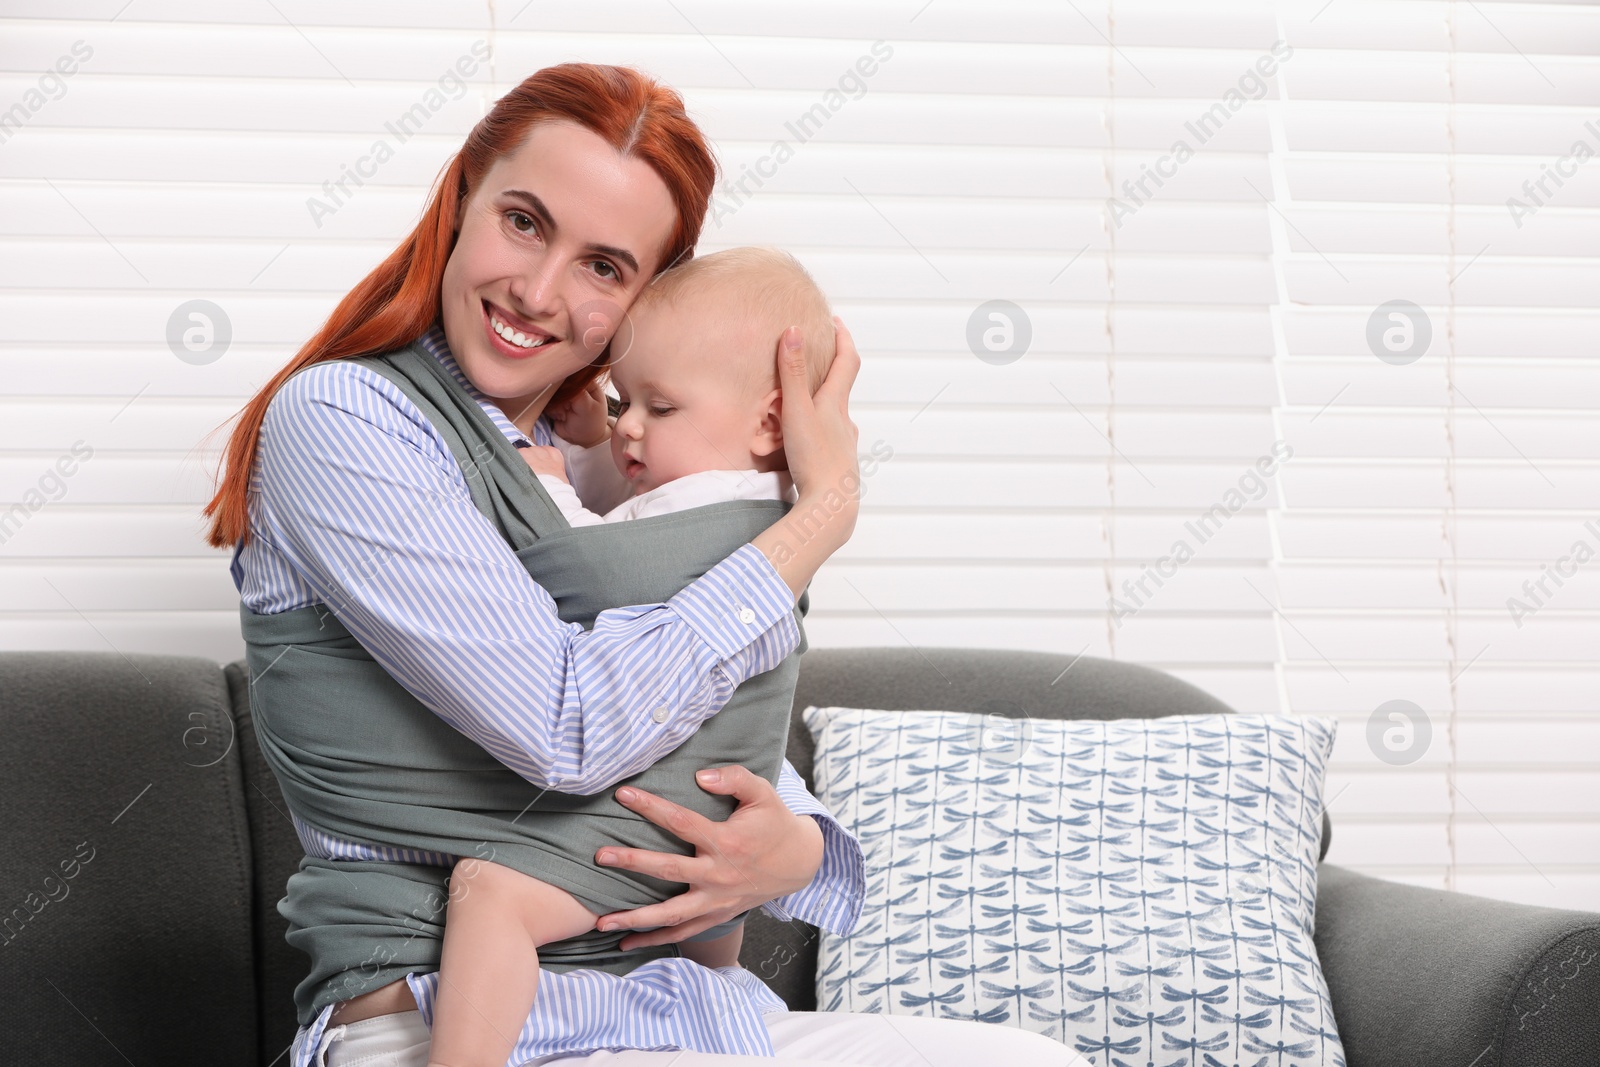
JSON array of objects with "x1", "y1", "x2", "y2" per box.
[{"x1": 2, "y1": 648, "x2": 1595, "y2": 1066}]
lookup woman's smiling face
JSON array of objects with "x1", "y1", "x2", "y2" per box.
[{"x1": 439, "y1": 120, "x2": 676, "y2": 432}]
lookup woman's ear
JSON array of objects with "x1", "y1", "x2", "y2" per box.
[{"x1": 749, "y1": 386, "x2": 784, "y2": 458}]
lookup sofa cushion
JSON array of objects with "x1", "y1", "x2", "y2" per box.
[
  {"x1": 804, "y1": 705, "x2": 1347, "y2": 1065},
  {"x1": 743, "y1": 647, "x2": 1332, "y2": 1010}
]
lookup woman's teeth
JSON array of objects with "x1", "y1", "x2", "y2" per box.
[{"x1": 490, "y1": 314, "x2": 553, "y2": 350}]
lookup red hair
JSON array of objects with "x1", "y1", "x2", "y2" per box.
[{"x1": 203, "y1": 64, "x2": 717, "y2": 548}]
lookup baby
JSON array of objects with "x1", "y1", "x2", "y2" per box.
[{"x1": 427, "y1": 247, "x2": 836, "y2": 1067}]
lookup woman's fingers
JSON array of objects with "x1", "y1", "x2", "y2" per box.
[
  {"x1": 593, "y1": 786, "x2": 717, "y2": 902},
  {"x1": 590, "y1": 862, "x2": 741, "y2": 946},
  {"x1": 777, "y1": 317, "x2": 860, "y2": 492},
  {"x1": 608, "y1": 784, "x2": 714, "y2": 849},
  {"x1": 597, "y1": 894, "x2": 739, "y2": 948},
  {"x1": 594, "y1": 839, "x2": 708, "y2": 887},
  {"x1": 775, "y1": 325, "x2": 814, "y2": 416},
  {"x1": 816, "y1": 316, "x2": 862, "y2": 409},
  {"x1": 594, "y1": 889, "x2": 711, "y2": 933},
  {"x1": 692, "y1": 764, "x2": 778, "y2": 809},
  {"x1": 615, "y1": 916, "x2": 729, "y2": 950}
]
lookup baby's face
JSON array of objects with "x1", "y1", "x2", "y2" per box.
[{"x1": 607, "y1": 298, "x2": 772, "y2": 495}]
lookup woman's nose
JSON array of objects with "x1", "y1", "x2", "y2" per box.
[{"x1": 509, "y1": 255, "x2": 563, "y2": 319}]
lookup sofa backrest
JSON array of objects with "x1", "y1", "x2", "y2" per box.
[{"x1": 783, "y1": 647, "x2": 1235, "y2": 785}]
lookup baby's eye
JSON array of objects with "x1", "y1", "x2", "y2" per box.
[{"x1": 649, "y1": 406, "x2": 674, "y2": 417}]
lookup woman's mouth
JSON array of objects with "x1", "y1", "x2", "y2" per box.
[{"x1": 482, "y1": 301, "x2": 557, "y2": 358}]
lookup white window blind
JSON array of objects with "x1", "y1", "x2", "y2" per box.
[{"x1": 1, "y1": 1, "x2": 1595, "y2": 909}]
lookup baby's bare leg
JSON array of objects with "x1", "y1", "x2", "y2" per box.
[
  {"x1": 677, "y1": 924, "x2": 744, "y2": 970},
  {"x1": 428, "y1": 858, "x2": 598, "y2": 1067}
]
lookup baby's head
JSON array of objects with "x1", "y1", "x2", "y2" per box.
[{"x1": 606, "y1": 247, "x2": 834, "y2": 495}]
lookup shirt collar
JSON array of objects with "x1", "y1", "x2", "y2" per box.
[{"x1": 415, "y1": 321, "x2": 551, "y2": 448}]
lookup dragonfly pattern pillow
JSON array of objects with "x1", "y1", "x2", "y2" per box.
[{"x1": 805, "y1": 708, "x2": 1346, "y2": 1067}]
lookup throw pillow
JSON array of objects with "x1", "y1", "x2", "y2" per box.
[{"x1": 805, "y1": 707, "x2": 1346, "y2": 1067}]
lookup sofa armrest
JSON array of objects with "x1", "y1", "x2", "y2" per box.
[{"x1": 1315, "y1": 863, "x2": 1600, "y2": 1067}]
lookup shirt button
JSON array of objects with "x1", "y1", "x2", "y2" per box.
[
  {"x1": 651, "y1": 707, "x2": 670, "y2": 723},
  {"x1": 737, "y1": 607, "x2": 757, "y2": 625}
]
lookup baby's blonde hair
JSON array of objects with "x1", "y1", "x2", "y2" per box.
[{"x1": 633, "y1": 246, "x2": 835, "y2": 398}]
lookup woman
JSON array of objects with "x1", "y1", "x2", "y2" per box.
[{"x1": 208, "y1": 63, "x2": 1069, "y2": 1067}]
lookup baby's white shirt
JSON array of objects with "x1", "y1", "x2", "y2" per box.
[{"x1": 540, "y1": 435, "x2": 795, "y2": 527}]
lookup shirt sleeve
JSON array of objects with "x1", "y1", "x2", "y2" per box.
[
  {"x1": 252, "y1": 362, "x2": 800, "y2": 796},
  {"x1": 535, "y1": 472, "x2": 610, "y2": 528},
  {"x1": 760, "y1": 761, "x2": 865, "y2": 934}
]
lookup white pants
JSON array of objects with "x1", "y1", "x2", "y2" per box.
[{"x1": 298, "y1": 1007, "x2": 1083, "y2": 1066}]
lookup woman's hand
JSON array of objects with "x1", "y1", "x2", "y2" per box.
[
  {"x1": 779, "y1": 319, "x2": 862, "y2": 519},
  {"x1": 751, "y1": 318, "x2": 863, "y2": 597},
  {"x1": 592, "y1": 765, "x2": 825, "y2": 948}
]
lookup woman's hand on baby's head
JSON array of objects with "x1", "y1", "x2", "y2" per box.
[
  {"x1": 547, "y1": 380, "x2": 612, "y2": 449},
  {"x1": 520, "y1": 444, "x2": 569, "y2": 482},
  {"x1": 777, "y1": 319, "x2": 861, "y2": 524}
]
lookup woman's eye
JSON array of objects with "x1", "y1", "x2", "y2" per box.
[
  {"x1": 506, "y1": 211, "x2": 537, "y2": 234},
  {"x1": 591, "y1": 260, "x2": 619, "y2": 280}
]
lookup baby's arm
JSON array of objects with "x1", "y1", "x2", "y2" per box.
[
  {"x1": 549, "y1": 433, "x2": 633, "y2": 516},
  {"x1": 520, "y1": 445, "x2": 609, "y2": 527},
  {"x1": 545, "y1": 378, "x2": 632, "y2": 516},
  {"x1": 431, "y1": 858, "x2": 597, "y2": 1067},
  {"x1": 677, "y1": 925, "x2": 744, "y2": 970}
]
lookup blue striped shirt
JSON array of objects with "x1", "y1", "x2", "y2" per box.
[{"x1": 231, "y1": 324, "x2": 862, "y2": 1062}]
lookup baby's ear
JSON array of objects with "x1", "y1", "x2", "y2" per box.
[{"x1": 750, "y1": 386, "x2": 784, "y2": 457}]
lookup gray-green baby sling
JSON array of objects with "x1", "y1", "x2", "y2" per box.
[{"x1": 239, "y1": 340, "x2": 808, "y2": 1026}]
